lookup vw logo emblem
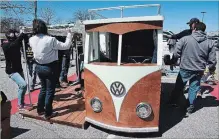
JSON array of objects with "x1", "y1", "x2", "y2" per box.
[{"x1": 110, "y1": 81, "x2": 126, "y2": 97}]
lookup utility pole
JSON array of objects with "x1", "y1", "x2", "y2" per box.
[
  {"x1": 201, "y1": 12, "x2": 206, "y2": 22},
  {"x1": 34, "y1": 0, "x2": 37, "y2": 19}
]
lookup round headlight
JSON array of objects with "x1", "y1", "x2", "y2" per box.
[
  {"x1": 136, "y1": 103, "x2": 152, "y2": 119},
  {"x1": 90, "y1": 97, "x2": 102, "y2": 113}
]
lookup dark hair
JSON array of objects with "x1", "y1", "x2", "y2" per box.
[
  {"x1": 194, "y1": 22, "x2": 206, "y2": 32},
  {"x1": 32, "y1": 19, "x2": 48, "y2": 35},
  {"x1": 5, "y1": 29, "x2": 19, "y2": 42}
]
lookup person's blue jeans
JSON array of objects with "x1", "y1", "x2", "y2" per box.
[
  {"x1": 35, "y1": 62, "x2": 58, "y2": 116},
  {"x1": 9, "y1": 72, "x2": 27, "y2": 106},
  {"x1": 60, "y1": 55, "x2": 70, "y2": 82},
  {"x1": 170, "y1": 69, "x2": 203, "y2": 105},
  {"x1": 27, "y1": 61, "x2": 37, "y2": 88}
]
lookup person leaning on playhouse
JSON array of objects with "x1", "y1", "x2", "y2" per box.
[{"x1": 168, "y1": 22, "x2": 217, "y2": 117}]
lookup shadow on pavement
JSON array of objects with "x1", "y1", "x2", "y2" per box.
[
  {"x1": 195, "y1": 96, "x2": 219, "y2": 112},
  {"x1": 157, "y1": 83, "x2": 186, "y2": 136},
  {"x1": 11, "y1": 127, "x2": 29, "y2": 138},
  {"x1": 159, "y1": 83, "x2": 219, "y2": 135}
]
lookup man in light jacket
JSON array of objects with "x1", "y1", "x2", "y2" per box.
[{"x1": 168, "y1": 22, "x2": 217, "y2": 117}]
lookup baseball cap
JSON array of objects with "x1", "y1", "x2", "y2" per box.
[{"x1": 187, "y1": 18, "x2": 200, "y2": 24}]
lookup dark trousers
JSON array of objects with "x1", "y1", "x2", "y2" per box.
[
  {"x1": 36, "y1": 62, "x2": 58, "y2": 116},
  {"x1": 27, "y1": 60, "x2": 37, "y2": 88},
  {"x1": 60, "y1": 54, "x2": 70, "y2": 82},
  {"x1": 170, "y1": 69, "x2": 203, "y2": 106}
]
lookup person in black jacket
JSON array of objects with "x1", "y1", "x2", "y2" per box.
[
  {"x1": 165, "y1": 18, "x2": 200, "y2": 40},
  {"x1": 2, "y1": 29, "x2": 28, "y2": 111}
]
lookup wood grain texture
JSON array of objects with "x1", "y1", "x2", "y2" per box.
[
  {"x1": 19, "y1": 85, "x2": 86, "y2": 128},
  {"x1": 84, "y1": 68, "x2": 161, "y2": 128},
  {"x1": 85, "y1": 22, "x2": 163, "y2": 35},
  {"x1": 119, "y1": 70, "x2": 161, "y2": 127},
  {"x1": 84, "y1": 69, "x2": 117, "y2": 125}
]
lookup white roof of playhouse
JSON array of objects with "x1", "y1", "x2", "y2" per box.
[
  {"x1": 83, "y1": 15, "x2": 164, "y2": 25},
  {"x1": 84, "y1": 4, "x2": 164, "y2": 25}
]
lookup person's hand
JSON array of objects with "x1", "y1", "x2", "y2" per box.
[
  {"x1": 163, "y1": 34, "x2": 172, "y2": 39},
  {"x1": 209, "y1": 67, "x2": 216, "y2": 75},
  {"x1": 169, "y1": 55, "x2": 177, "y2": 71}
]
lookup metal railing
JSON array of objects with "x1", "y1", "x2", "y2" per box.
[{"x1": 88, "y1": 4, "x2": 161, "y2": 19}]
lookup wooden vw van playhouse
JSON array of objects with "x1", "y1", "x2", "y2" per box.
[{"x1": 83, "y1": 4, "x2": 164, "y2": 133}]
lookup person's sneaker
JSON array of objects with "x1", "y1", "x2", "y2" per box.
[
  {"x1": 44, "y1": 112, "x2": 58, "y2": 120},
  {"x1": 60, "y1": 82, "x2": 68, "y2": 88},
  {"x1": 18, "y1": 105, "x2": 29, "y2": 111},
  {"x1": 196, "y1": 95, "x2": 202, "y2": 100},
  {"x1": 23, "y1": 103, "x2": 33, "y2": 107},
  {"x1": 69, "y1": 80, "x2": 80, "y2": 86},
  {"x1": 185, "y1": 105, "x2": 194, "y2": 117},
  {"x1": 55, "y1": 88, "x2": 61, "y2": 92}
]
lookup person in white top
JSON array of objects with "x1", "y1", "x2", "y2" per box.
[{"x1": 29, "y1": 19, "x2": 73, "y2": 119}]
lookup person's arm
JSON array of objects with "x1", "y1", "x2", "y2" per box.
[
  {"x1": 53, "y1": 33, "x2": 72, "y2": 50},
  {"x1": 3, "y1": 33, "x2": 25, "y2": 51},
  {"x1": 208, "y1": 44, "x2": 217, "y2": 74},
  {"x1": 171, "y1": 37, "x2": 185, "y2": 64},
  {"x1": 170, "y1": 29, "x2": 191, "y2": 40}
]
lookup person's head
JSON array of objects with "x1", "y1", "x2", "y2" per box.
[
  {"x1": 5, "y1": 29, "x2": 19, "y2": 42},
  {"x1": 187, "y1": 18, "x2": 200, "y2": 30},
  {"x1": 32, "y1": 19, "x2": 48, "y2": 35},
  {"x1": 194, "y1": 22, "x2": 206, "y2": 32}
]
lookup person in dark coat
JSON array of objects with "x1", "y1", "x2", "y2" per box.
[{"x1": 2, "y1": 29, "x2": 28, "y2": 111}]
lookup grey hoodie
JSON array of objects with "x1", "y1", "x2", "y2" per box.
[{"x1": 173, "y1": 31, "x2": 217, "y2": 71}]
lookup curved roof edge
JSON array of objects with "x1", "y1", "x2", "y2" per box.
[{"x1": 83, "y1": 15, "x2": 164, "y2": 25}]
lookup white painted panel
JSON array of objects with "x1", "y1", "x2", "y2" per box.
[
  {"x1": 157, "y1": 30, "x2": 163, "y2": 65},
  {"x1": 84, "y1": 33, "x2": 90, "y2": 64},
  {"x1": 89, "y1": 33, "x2": 93, "y2": 62},
  {"x1": 117, "y1": 35, "x2": 122, "y2": 65},
  {"x1": 86, "y1": 117, "x2": 159, "y2": 133},
  {"x1": 85, "y1": 64, "x2": 161, "y2": 121}
]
